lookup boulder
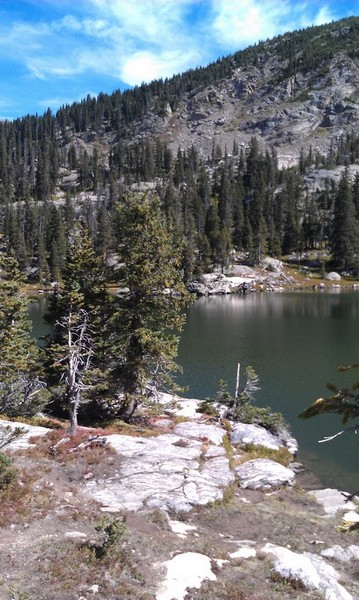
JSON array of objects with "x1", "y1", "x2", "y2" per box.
[
  {"x1": 230, "y1": 422, "x2": 298, "y2": 455},
  {"x1": 261, "y1": 543, "x2": 354, "y2": 600},
  {"x1": 156, "y1": 552, "x2": 217, "y2": 600},
  {"x1": 234, "y1": 458, "x2": 295, "y2": 490},
  {"x1": 308, "y1": 488, "x2": 358, "y2": 515},
  {"x1": 231, "y1": 423, "x2": 282, "y2": 450},
  {"x1": 326, "y1": 271, "x2": 341, "y2": 280}
]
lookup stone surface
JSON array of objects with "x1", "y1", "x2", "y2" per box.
[
  {"x1": 230, "y1": 422, "x2": 298, "y2": 455},
  {"x1": 174, "y1": 421, "x2": 226, "y2": 445},
  {"x1": 0, "y1": 419, "x2": 50, "y2": 450},
  {"x1": 85, "y1": 431, "x2": 233, "y2": 512},
  {"x1": 159, "y1": 394, "x2": 203, "y2": 419},
  {"x1": 231, "y1": 423, "x2": 282, "y2": 450},
  {"x1": 229, "y1": 547, "x2": 256, "y2": 559},
  {"x1": 309, "y1": 488, "x2": 358, "y2": 516},
  {"x1": 261, "y1": 543, "x2": 354, "y2": 600},
  {"x1": 235, "y1": 459, "x2": 295, "y2": 491},
  {"x1": 169, "y1": 520, "x2": 198, "y2": 538},
  {"x1": 321, "y1": 544, "x2": 359, "y2": 561},
  {"x1": 343, "y1": 510, "x2": 359, "y2": 523},
  {"x1": 156, "y1": 552, "x2": 217, "y2": 600}
]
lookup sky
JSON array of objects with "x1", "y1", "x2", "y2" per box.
[{"x1": 0, "y1": 0, "x2": 358, "y2": 120}]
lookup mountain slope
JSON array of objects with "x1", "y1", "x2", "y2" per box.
[{"x1": 126, "y1": 17, "x2": 359, "y2": 167}]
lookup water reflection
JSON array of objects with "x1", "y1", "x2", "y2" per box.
[{"x1": 178, "y1": 291, "x2": 359, "y2": 492}]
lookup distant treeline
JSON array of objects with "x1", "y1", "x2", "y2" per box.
[{"x1": 1, "y1": 16, "x2": 359, "y2": 280}]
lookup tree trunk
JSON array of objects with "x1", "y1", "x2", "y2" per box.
[{"x1": 118, "y1": 393, "x2": 138, "y2": 423}]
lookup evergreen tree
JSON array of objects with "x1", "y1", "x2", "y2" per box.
[
  {"x1": 0, "y1": 254, "x2": 48, "y2": 416},
  {"x1": 330, "y1": 170, "x2": 359, "y2": 273},
  {"x1": 111, "y1": 194, "x2": 191, "y2": 421},
  {"x1": 45, "y1": 225, "x2": 112, "y2": 432}
]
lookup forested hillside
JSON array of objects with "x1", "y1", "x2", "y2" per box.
[{"x1": 2, "y1": 16, "x2": 359, "y2": 281}]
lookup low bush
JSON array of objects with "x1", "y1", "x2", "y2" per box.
[{"x1": 0, "y1": 452, "x2": 17, "y2": 489}]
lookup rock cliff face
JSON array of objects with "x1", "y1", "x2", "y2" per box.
[{"x1": 132, "y1": 27, "x2": 359, "y2": 170}]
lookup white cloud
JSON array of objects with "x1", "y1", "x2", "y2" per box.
[
  {"x1": 210, "y1": 0, "x2": 339, "y2": 50},
  {"x1": 0, "y1": 0, "x2": 351, "y2": 95},
  {"x1": 120, "y1": 49, "x2": 199, "y2": 86},
  {"x1": 89, "y1": 0, "x2": 193, "y2": 45},
  {"x1": 210, "y1": 0, "x2": 290, "y2": 48}
]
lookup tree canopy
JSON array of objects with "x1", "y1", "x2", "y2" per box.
[{"x1": 109, "y1": 194, "x2": 192, "y2": 420}]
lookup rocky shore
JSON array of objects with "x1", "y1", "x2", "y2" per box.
[
  {"x1": 188, "y1": 259, "x2": 359, "y2": 295},
  {"x1": 1, "y1": 394, "x2": 358, "y2": 599}
]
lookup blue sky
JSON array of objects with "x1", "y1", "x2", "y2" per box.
[{"x1": 0, "y1": 0, "x2": 358, "y2": 120}]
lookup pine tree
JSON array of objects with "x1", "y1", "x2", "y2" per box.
[
  {"x1": 45, "y1": 225, "x2": 112, "y2": 432},
  {"x1": 330, "y1": 170, "x2": 359, "y2": 273},
  {"x1": 0, "y1": 254, "x2": 48, "y2": 416},
  {"x1": 110, "y1": 194, "x2": 191, "y2": 421}
]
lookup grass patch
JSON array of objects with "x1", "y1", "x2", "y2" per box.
[
  {"x1": 234, "y1": 443, "x2": 292, "y2": 467},
  {"x1": 0, "y1": 467, "x2": 55, "y2": 527},
  {"x1": 27, "y1": 428, "x2": 115, "y2": 465},
  {"x1": 40, "y1": 529, "x2": 151, "y2": 598}
]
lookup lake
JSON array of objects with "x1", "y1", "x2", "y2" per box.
[
  {"x1": 176, "y1": 291, "x2": 359, "y2": 493},
  {"x1": 29, "y1": 290, "x2": 359, "y2": 493}
]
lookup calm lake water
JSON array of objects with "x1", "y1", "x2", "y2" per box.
[
  {"x1": 176, "y1": 291, "x2": 359, "y2": 493},
  {"x1": 29, "y1": 291, "x2": 359, "y2": 492}
]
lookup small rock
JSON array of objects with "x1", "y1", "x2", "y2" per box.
[
  {"x1": 88, "y1": 584, "x2": 99, "y2": 594},
  {"x1": 229, "y1": 547, "x2": 256, "y2": 559},
  {"x1": 65, "y1": 531, "x2": 88, "y2": 540},
  {"x1": 235, "y1": 459, "x2": 295, "y2": 491},
  {"x1": 156, "y1": 552, "x2": 216, "y2": 600},
  {"x1": 289, "y1": 461, "x2": 305, "y2": 473},
  {"x1": 168, "y1": 520, "x2": 198, "y2": 538},
  {"x1": 261, "y1": 543, "x2": 353, "y2": 600},
  {"x1": 321, "y1": 544, "x2": 359, "y2": 561},
  {"x1": 308, "y1": 489, "x2": 357, "y2": 515}
]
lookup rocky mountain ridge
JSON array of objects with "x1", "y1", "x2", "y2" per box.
[{"x1": 132, "y1": 50, "x2": 359, "y2": 171}]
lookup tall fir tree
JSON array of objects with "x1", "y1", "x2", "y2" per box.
[
  {"x1": 45, "y1": 225, "x2": 112, "y2": 432},
  {"x1": 0, "y1": 254, "x2": 48, "y2": 416},
  {"x1": 110, "y1": 194, "x2": 191, "y2": 421},
  {"x1": 330, "y1": 170, "x2": 359, "y2": 273}
]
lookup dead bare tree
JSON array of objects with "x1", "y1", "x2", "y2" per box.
[{"x1": 53, "y1": 308, "x2": 93, "y2": 434}]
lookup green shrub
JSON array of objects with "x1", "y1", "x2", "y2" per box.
[
  {"x1": 93, "y1": 515, "x2": 127, "y2": 559},
  {"x1": 231, "y1": 404, "x2": 286, "y2": 436},
  {"x1": 207, "y1": 368, "x2": 287, "y2": 436},
  {"x1": 0, "y1": 452, "x2": 17, "y2": 489}
]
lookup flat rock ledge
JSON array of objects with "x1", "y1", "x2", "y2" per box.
[
  {"x1": 83, "y1": 414, "x2": 300, "y2": 512},
  {"x1": 231, "y1": 422, "x2": 298, "y2": 455},
  {"x1": 84, "y1": 426, "x2": 235, "y2": 513},
  {"x1": 0, "y1": 419, "x2": 51, "y2": 450},
  {"x1": 234, "y1": 458, "x2": 296, "y2": 491}
]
